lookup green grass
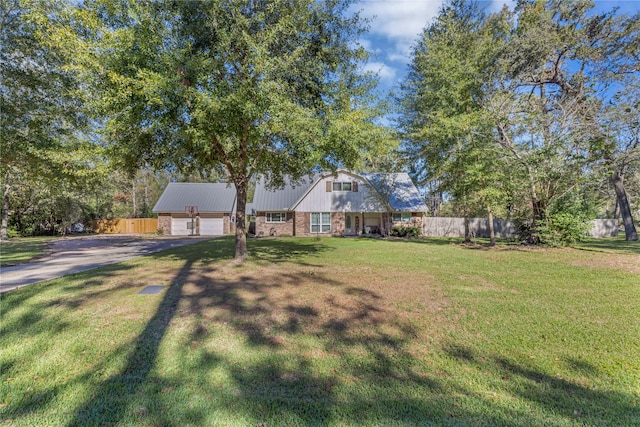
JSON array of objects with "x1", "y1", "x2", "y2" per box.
[
  {"x1": 574, "y1": 235, "x2": 640, "y2": 254},
  {"x1": 0, "y1": 236, "x2": 56, "y2": 267},
  {"x1": 1, "y1": 237, "x2": 638, "y2": 426}
]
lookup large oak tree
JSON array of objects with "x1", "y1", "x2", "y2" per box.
[{"x1": 58, "y1": 0, "x2": 389, "y2": 259}]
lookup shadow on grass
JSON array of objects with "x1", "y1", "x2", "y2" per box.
[
  {"x1": 65, "y1": 259, "x2": 195, "y2": 426},
  {"x1": 5, "y1": 237, "x2": 638, "y2": 426},
  {"x1": 574, "y1": 237, "x2": 640, "y2": 254},
  {"x1": 443, "y1": 343, "x2": 640, "y2": 426}
]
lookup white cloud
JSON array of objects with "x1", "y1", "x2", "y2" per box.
[
  {"x1": 362, "y1": 61, "x2": 397, "y2": 83},
  {"x1": 354, "y1": 0, "x2": 516, "y2": 94},
  {"x1": 358, "y1": 0, "x2": 444, "y2": 57},
  {"x1": 360, "y1": 1, "x2": 442, "y2": 40},
  {"x1": 357, "y1": 0, "x2": 516, "y2": 62}
]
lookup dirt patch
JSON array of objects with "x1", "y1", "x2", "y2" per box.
[{"x1": 571, "y1": 254, "x2": 640, "y2": 273}]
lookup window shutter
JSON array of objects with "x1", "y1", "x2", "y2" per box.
[
  {"x1": 326, "y1": 181, "x2": 332, "y2": 192},
  {"x1": 352, "y1": 181, "x2": 358, "y2": 192}
]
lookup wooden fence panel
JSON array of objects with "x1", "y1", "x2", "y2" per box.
[{"x1": 92, "y1": 218, "x2": 158, "y2": 234}]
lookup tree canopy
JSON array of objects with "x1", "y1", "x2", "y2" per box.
[
  {"x1": 55, "y1": 0, "x2": 393, "y2": 258},
  {"x1": 399, "y1": 0, "x2": 640, "y2": 243}
]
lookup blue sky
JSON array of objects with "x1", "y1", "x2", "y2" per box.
[{"x1": 354, "y1": 0, "x2": 640, "y2": 101}]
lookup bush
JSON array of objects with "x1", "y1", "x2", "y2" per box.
[
  {"x1": 390, "y1": 225, "x2": 420, "y2": 238},
  {"x1": 537, "y1": 212, "x2": 591, "y2": 247},
  {"x1": 6, "y1": 226, "x2": 20, "y2": 239}
]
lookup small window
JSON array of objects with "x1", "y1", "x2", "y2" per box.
[
  {"x1": 392, "y1": 212, "x2": 411, "y2": 223},
  {"x1": 266, "y1": 212, "x2": 286, "y2": 223},
  {"x1": 311, "y1": 212, "x2": 331, "y2": 233},
  {"x1": 332, "y1": 181, "x2": 352, "y2": 192}
]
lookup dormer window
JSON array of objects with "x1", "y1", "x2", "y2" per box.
[{"x1": 332, "y1": 181, "x2": 353, "y2": 192}]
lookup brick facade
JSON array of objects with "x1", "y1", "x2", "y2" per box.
[
  {"x1": 331, "y1": 212, "x2": 345, "y2": 236},
  {"x1": 158, "y1": 214, "x2": 171, "y2": 235},
  {"x1": 295, "y1": 212, "x2": 308, "y2": 235},
  {"x1": 390, "y1": 212, "x2": 424, "y2": 233},
  {"x1": 255, "y1": 212, "x2": 294, "y2": 237},
  {"x1": 255, "y1": 211, "x2": 424, "y2": 237}
]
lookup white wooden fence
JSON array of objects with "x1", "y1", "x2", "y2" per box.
[{"x1": 422, "y1": 218, "x2": 618, "y2": 239}]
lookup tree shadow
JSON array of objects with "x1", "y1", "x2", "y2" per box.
[
  {"x1": 5, "y1": 237, "x2": 638, "y2": 426},
  {"x1": 443, "y1": 343, "x2": 640, "y2": 426},
  {"x1": 574, "y1": 237, "x2": 640, "y2": 254},
  {"x1": 65, "y1": 259, "x2": 195, "y2": 426},
  {"x1": 248, "y1": 238, "x2": 331, "y2": 264}
]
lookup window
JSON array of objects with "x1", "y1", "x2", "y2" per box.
[
  {"x1": 392, "y1": 212, "x2": 411, "y2": 223},
  {"x1": 332, "y1": 181, "x2": 352, "y2": 192},
  {"x1": 266, "y1": 212, "x2": 286, "y2": 223},
  {"x1": 311, "y1": 212, "x2": 331, "y2": 233}
]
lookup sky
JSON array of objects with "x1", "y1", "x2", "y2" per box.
[{"x1": 354, "y1": 0, "x2": 640, "y2": 103}]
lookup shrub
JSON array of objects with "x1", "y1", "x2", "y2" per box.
[
  {"x1": 390, "y1": 225, "x2": 420, "y2": 238},
  {"x1": 538, "y1": 212, "x2": 591, "y2": 247}
]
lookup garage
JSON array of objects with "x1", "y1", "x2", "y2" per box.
[
  {"x1": 153, "y1": 182, "x2": 237, "y2": 236},
  {"x1": 199, "y1": 216, "x2": 224, "y2": 236}
]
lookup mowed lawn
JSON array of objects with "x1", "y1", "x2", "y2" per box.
[
  {"x1": 1, "y1": 237, "x2": 638, "y2": 426},
  {"x1": 0, "y1": 236, "x2": 55, "y2": 267}
]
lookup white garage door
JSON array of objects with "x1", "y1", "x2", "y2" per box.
[
  {"x1": 200, "y1": 217, "x2": 224, "y2": 236},
  {"x1": 171, "y1": 217, "x2": 194, "y2": 236}
]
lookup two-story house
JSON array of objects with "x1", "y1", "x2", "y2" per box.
[{"x1": 251, "y1": 170, "x2": 427, "y2": 237}]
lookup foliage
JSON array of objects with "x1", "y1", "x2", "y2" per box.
[
  {"x1": 0, "y1": 0, "x2": 94, "y2": 240},
  {"x1": 0, "y1": 236, "x2": 54, "y2": 266},
  {"x1": 399, "y1": 0, "x2": 640, "y2": 243},
  {"x1": 537, "y1": 213, "x2": 592, "y2": 247},
  {"x1": 1, "y1": 237, "x2": 638, "y2": 426},
  {"x1": 55, "y1": 0, "x2": 393, "y2": 260},
  {"x1": 390, "y1": 225, "x2": 420, "y2": 238}
]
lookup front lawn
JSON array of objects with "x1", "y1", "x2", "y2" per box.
[
  {"x1": 0, "y1": 236, "x2": 56, "y2": 267},
  {"x1": 1, "y1": 237, "x2": 638, "y2": 426}
]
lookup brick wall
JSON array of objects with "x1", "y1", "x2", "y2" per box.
[
  {"x1": 255, "y1": 212, "x2": 294, "y2": 236},
  {"x1": 158, "y1": 214, "x2": 171, "y2": 235},
  {"x1": 223, "y1": 214, "x2": 232, "y2": 235},
  {"x1": 295, "y1": 212, "x2": 307, "y2": 236},
  {"x1": 331, "y1": 212, "x2": 345, "y2": 236}
]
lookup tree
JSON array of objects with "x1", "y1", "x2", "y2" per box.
[
  {"x1": 400, "y1": 0, "x2": 639, "y2": 245},
  {"x1": 399, "y1": 0, "x2": 511, "y2": 244},
  {"x1": 59, "y1": 0, "x2": 389, "y2": 260},
  {"x1": 600, "y1": 86, "x2": 639, "y2": 241},
  {"x1": 0, "y1": 0, "x2": 89, "y2": 239}
]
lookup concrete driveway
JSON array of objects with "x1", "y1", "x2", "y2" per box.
[{"x1": 0, "y1": 235, "x2": 212, "y2": 294}]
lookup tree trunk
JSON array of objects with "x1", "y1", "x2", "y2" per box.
[
  {"x1": 612, "y1": 171, "x2": 638, "y2": 241},
  {"x1": 234, "y1": 180, "x2": 248, "y2": 261},
  {"x1": 464, "y1": 216, "x2": 471, "y2": 243},
  {"x1": 487, "y1": 207, "x2": 496, "y2": 247},
  {"x1": 131, "y1": 178, "x2": 137, "y2": 218},
  {"x1": 1, "y1": 172, "x2": 10, "y2": 241}
]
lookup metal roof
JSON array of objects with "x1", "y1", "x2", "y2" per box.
[
  {"x1": 252, "y1": 174, "x2": 318, "y2": 211},
  {"x1": 251, "y1": 170, "x2": 426, "y2": 212},
  {"x1": 152, "y1": 182, "x2": 236, "y2": 213},
  {"x1": 360, "y1": 172, "x2": 428, "y2": 212}
]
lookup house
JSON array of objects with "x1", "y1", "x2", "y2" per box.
[
  {"x1": 153, "y1": 183, "x2": 236, "y2": 236},
  {"x1": 251, "y1": 170, "x2": 427, "y2": 237}
]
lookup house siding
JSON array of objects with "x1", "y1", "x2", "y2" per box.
[{"x1": 295, "y1": 172, "x2": 386, "y2": 213}]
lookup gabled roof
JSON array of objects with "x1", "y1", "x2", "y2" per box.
[
  {"x1": 251, "y1": 170, "x2": 427, "y2": 212},
  {"x1": 252, "y1": 174, "x2": 318, "y2": 211},
  {"x1": 152, "y1": 182, "x2": 236, "y2": 213},
  {"x1": 360, "y1": 172, "x2": 428, "y2": 212}
]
